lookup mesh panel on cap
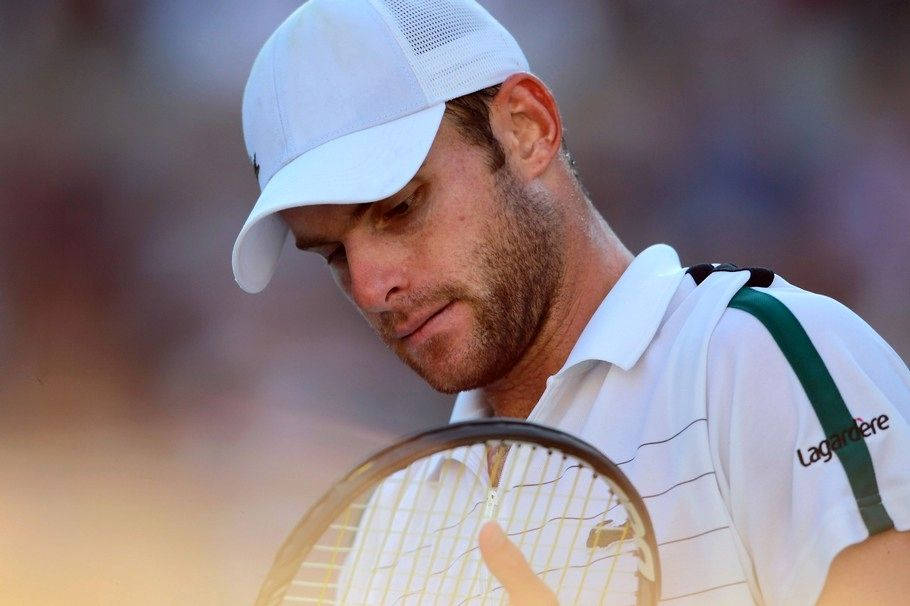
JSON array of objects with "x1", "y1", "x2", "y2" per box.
[
  {"x1": 386, "y1": 0, "x2": 484, "y2": 54},
  {"x1": 370, "y1": 0, "x2": 527, "y2": 102}
]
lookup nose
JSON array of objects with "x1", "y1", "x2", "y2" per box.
[{"x1": 343, "y1": 239, "x2": 408, "y2": 314}]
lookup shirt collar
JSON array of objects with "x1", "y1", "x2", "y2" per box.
[
  {"x1": 451, "y1": 244, "x2": 685, "y2": 421},
  {"x1": 559, "y1": 243, "x2": 685, "y2": 373}
]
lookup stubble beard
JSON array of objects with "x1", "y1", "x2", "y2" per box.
[{"x1": 378, "y1": 167, "x2": 565, "y2": 393}]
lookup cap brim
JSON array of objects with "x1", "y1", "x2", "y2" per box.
[{"x1": 232, "y1": 103, "x2": 446, "y2": 293}]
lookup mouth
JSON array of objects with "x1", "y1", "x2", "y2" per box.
[{"x1": 393, "y1": 301, "x2": 454, "y2": 341}]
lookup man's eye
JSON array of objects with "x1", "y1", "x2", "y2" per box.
[
  {"x1": 384, "y1": 187, "x2": 423, "y2": 220},
  {"x1": 384, "y1": 200, "x2": 410, "y2": 219}
]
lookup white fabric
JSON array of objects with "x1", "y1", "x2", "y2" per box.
[
  {"x1": 234, "y1": 0, "x2": 529, "y2": 292},
  {"x1": 451, "y1": 243, "x2": 910, "y2": 605}
]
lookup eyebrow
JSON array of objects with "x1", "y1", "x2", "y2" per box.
[
  {"x1": 293, "y1": 163, "x2": 430, "y2": 249},
  {"x1": 291, "y1": 202, "x2": 373, "y2": 250}
]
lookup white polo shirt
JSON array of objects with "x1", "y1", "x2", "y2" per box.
[{"x1": 452, "y1": 243, "x2": 910, "y2": 605}]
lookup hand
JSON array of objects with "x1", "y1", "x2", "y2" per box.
[{"x1": 478, "y1": 521, "x2": 560, "y2": 606}]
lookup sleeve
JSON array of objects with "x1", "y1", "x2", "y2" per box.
[{"x1": 705, "y1": 283, "x2": 910, "y2": 606}]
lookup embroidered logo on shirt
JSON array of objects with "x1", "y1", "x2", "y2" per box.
[
  {"x1": 586, "y1": 519, "x2": 631, "y2": 549},
  {"x1": 796, "y1": 414, "x2": 890, "y2": 467}
]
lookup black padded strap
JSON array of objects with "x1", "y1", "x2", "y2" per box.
[{"x1": 686, "y1": 263, "x2": 774, "y2": 287}]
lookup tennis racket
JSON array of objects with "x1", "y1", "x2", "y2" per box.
[{"x1": 255, "y1": 419, "x2": 660, "y2": 605}]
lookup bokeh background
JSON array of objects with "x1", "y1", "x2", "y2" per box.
[{"x1": 1, "y1": 1, "x2": 908, "y2": 604}]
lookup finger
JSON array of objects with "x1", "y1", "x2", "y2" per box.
[{"x1": 478, "y1": 521, "x2": 559, "y2": 605}]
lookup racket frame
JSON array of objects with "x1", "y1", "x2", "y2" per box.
[{"x1": 255, "y1": 419, "x2": 661, "y2": 606}]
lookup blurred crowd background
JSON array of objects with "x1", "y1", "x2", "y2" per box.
[{"x1": 1, "y1": 1, "x2": 908, "y2": 604}]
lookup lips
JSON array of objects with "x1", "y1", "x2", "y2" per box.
[{"x1": 392, "y1": 301, "x2": 452, "y2": 340}]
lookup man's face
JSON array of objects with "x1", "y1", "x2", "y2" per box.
[{"x1": 281, "y1": 118, "x2": 564, "y2": 393}]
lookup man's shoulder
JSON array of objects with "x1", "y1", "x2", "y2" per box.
[
  {"x1": 711, "y1": 278, "x2": 886, "y2": 363},
  {"x1": 671, "y1": 263, "x2": 877, "y2": 357},
  {"x1": 682, "y1": 265, "x2": 909, "y2": 416}
]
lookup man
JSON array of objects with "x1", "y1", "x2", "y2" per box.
[{"x1": 233, "y1": 1, "x2": 909, "y2": 604}]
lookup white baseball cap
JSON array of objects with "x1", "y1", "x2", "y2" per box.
[{"x1": 233, "y1": 0, "x2": 529, "y2": 293}]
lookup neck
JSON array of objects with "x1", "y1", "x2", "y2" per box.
[{"x1": 479, "y1": 196, "x2": 632, "y2": 418}]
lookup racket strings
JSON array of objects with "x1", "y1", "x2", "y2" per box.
[
  {"x1": 285, "y1": 440, "x2": 647, "y2": 605},
  {"x1": 366, "y1": 458, "x2": 609, "y2": 567},
  {"x1": 372, "y1": 470, "x2": 619, "y2": 578}
]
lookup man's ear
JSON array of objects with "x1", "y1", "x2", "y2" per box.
[{"x1": 488, "y1": 73, "x2": 563, "y2": 181}]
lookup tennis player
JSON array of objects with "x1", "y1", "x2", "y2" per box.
[{"x1": 232, "y1": 1, "x2": 909, "y2": 603}]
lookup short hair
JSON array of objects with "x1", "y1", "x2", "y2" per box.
[
  {"x1": 443, "y1": 84, "x2": 578, "y2": 176},
  {"x1": 443, "y1": 85, "x2": 506, "y2": 171}
]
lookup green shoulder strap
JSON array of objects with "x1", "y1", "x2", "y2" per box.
[{"x1": 727, "y1": 287, "x2": 894, "y2": 535}]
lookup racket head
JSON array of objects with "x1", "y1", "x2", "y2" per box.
[{"x1": 256, "y1": 419, "x2": 660, "y2": 606}]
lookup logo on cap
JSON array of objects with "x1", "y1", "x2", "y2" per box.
[{"x1": 251, "y1": 153, "x2": 260, "y2": 180}]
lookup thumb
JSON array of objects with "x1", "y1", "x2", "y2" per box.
[{"x1": 478, "y1": 521, "x2": 559, "y2": 606}]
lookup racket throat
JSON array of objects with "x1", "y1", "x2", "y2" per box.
[
  {"x1": 483, "y1": 443, "x2": 509, "y2": 520},
  {"x1": 483, "y1": 486, "x2": 500, "y2": 520}
]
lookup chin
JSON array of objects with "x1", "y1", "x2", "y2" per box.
[
  {"x1": 417, "y1": 366, "x2": 482, "y2": 394},
  {"x1": 404, "y1": 350, "x2": 473, "y2": 394},
  {"x1": 403, "y1": 339, "x2": 504, "y2": 395}
]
